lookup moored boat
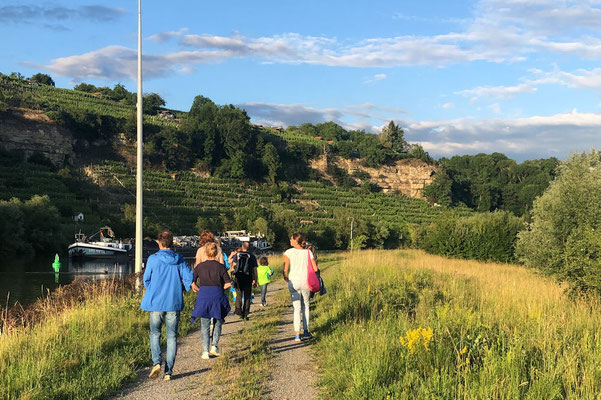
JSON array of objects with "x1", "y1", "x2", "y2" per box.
[{"x1": 68, "y1": 227, "x2": 132, "y2": 260}]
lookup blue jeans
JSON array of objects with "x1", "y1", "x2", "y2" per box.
[
  {"x1": 288, "y1": 281, "x2": 310, "y2": 333},
  {"x1": 200, "y1": 318, "x2": 224, "y2": 352},
  {"x1": 149, "y1": 311, "x2": 180, "y2": 376},
  {"x1": 260, "y1": 283, "x2": 269, "y2": 305}
]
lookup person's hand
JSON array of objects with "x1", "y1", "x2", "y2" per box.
[
  {"x1": 283, "y1": 275, "x2": 289, "y2": 282},
  {"x1": 252, "y1": 280, "x2": 257, "y2": 288},
  {"x1": 191, "y1": 282, "x2": 199, "y2": 293}
]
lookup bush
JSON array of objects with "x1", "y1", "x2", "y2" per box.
[
  {"x1": 517, "y1": 150, "x2": 601, "y2": 294},
  {"x1": 422, "y1": 211, "x2": 524, "y2": 263}
]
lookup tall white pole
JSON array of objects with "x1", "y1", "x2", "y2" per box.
[{"x1": 135, "y1": 0, "x2": 144, "y2": 274}]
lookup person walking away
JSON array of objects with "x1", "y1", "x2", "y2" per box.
[
  {"x1": 141, "y1": 230, "x2": 193, "y2": 381},
  {"x1": 283, "y1": 233, "x2": 319, "y2": 342},
  {"x1": 233, "y1": 241, "x2": 258, "y2": 320},
  {"x1": 195, "y1": 230, "x2": 225, "y2": 267},
  {"x1": 190, "y1": 242, "x2": 232, "y2": 359},
  {"x1": 257, "y1": 256, "x2": 274, "y2": 307}
]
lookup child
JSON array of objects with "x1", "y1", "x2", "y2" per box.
[{"x1": 257, "y1": 256, "x2": 274, "y2": 307}]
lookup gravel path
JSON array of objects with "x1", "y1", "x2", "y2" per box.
[
  {"x1": 110, "y1": 281, "x2": 319, "y2": 399},
  {"x1": 265, "y1": 283, "x2": 317, "y2": 400},
  {"x1": 110, "y1": 302, "x2": 251, "y2": 399}
]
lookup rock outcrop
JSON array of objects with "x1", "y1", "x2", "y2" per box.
[
  {"x1": 312, "y1": 155, "x2": 437, "y2": 198},
  {"x1": 0, "y1": 108, "x2": 74, "y2": 167}
]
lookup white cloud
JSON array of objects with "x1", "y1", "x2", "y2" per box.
[
  {"x1": 147, "y1": 28, "x2": 188, "y2": 44},
  {"x1": 406, "y1": 110, "x2": 601, "y2": 160},
  {"x1": 21, "y1": 45, "x2": 232, "y2": 81},
  {"x1": 442, "y1": 102, "x2": 454, "y2": 109},
  {"x1": 457, "y1": 83, "x2": 537, "y2": 101}
]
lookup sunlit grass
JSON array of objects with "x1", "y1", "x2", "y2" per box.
[
  {"x1": 0, "y1": 276, "x2": 199, "y2": 400},
  {"x1": 312, "y1": 249, "x2": 601, "y2": 399}
]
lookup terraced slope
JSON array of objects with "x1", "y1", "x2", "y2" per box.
[{"x1": 85, "y1": 162, "x2": 468, "y2": 233}]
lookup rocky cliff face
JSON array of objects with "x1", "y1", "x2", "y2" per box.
[
  {"x1": 312, "y1": 155, "x2": 437, "y2": 198},
  {"x1": 0, "y1": 108, "x2": 74, "y2": 167}
]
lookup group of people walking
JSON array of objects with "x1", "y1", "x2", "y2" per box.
[{"x1": 139, "y1": 229, "x2": 318, "y2": 380}]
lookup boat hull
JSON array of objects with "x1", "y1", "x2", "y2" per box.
[{"x1": 68, "y1": 243, "x2": 130, "y2": 260}]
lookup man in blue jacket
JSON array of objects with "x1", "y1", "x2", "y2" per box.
[{"x1": 141, "y1": 230, "x2": 193, "y2": 381}]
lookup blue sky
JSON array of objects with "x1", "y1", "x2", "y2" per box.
[{"x1": 2, "y1": 0, "x2": 601, "y2": 161}]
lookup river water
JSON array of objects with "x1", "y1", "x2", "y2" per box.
[{"x1": 0, "y1": 256, "x2": 134, "y2": 310}]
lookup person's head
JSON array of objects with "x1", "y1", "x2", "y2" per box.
[
  {"x1": 258, "y1": 256, "x2": 268, "y2": 266},
  {"x1": 205, "y1": 242, "x2": 218, "y2": 259},
  {"x1": 241, "y1": 241, "x2": 250, "y2": 251},
  {"x1": 199, "y1": 230, "x2": 215, "y2": 247},
  {"x1": 290, "y1": 232, "x2": 307, "y2": 248},
  {"x1": 157, "y1": 230, "x2": 173, "y2": 249}
]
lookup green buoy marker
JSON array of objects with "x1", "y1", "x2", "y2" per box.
[{"x1": 52, "y1": 254, "x2": 61, "y2": 272}]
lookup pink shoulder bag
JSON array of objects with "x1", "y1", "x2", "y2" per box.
[{"x1": 307, "y1": 250, "x2": 321, "y2": 292}]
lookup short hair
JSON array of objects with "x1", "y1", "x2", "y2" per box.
[
  {"x1": 241, "y1": 241, "x2": 250, "y2": 251},
  {"x1": 258, "y1": 256, "x2": 268, "y2": 266},
  {"x1": 157, "y1": 230, "x2": 173, "y2": 248},
  {"x1": 205, "y1": 242, "x2": 218, "y2": 258}
]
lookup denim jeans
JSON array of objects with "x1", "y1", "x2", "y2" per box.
[
  {"x1": 260, "y1": 283, "x2": 269, "y2": 306},
  {"x1": 235, "y1": 283, "x2": 252, "y2": 318},
  {"x1": 200, "y1": 317, "x2": 223, "y2": 352},
  {"x1": 288, "y1": 281, "x2": 310, "y2": 333},
  {"x1": 149, "y1": 311, "x2": 180, "y2": 376}
]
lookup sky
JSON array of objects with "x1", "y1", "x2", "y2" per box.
[{"x1": 2, "y1": 0, "x2": 601, "y2": 161}]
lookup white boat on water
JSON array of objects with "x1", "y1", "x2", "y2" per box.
[{"x1": 68, "y1": 227, "x2": 132, "y2": 259}]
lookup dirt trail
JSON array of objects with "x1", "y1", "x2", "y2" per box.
[
  {"x1": 110, "y1": 281, "x2": 319, "y2": 399},
  {"x1": 265, "y1": 284, "x2": 317, "y2": 400}
]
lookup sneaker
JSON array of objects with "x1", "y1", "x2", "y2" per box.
[
  {"x1": 302, "y1": 331, "x2": 312, "y2": 340},
  {"x1": 201, "y1": 352, "x2": 210, "y2": 360},
  {"x1": 163, "y1": 374, "x2": 171, "y2": 381},
  {"x1": 210, "y1": 345, "x2": 221, "y2": 356},
  {"x1": 294, "y1": 334, "x2": 302, "y2": 342},
  {"x1": 149, "y1": 364, "x2": 161, "y2": 379}
]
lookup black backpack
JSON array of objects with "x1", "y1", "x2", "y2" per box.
[{"x1": 234, "y1": 252, "x2": 253, "y2": 276}]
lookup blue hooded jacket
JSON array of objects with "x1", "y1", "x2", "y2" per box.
[{"x1": 140, "y1": 249, "x2": 193, "y2": 312}]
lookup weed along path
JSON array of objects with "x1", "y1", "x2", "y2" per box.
[{"x1": 111, "y1": 279, "x2": 319, "y2": 399}]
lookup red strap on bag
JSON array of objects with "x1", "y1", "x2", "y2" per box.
[{"x1": 307, "y1": 250, "x2": 321, "y2": 292}]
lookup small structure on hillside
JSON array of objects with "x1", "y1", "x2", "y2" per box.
[{"x1": 72, "y1": 212, "x2": 84, "y2": 222}]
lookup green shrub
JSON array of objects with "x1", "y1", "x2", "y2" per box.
[
  {"x1": 517, "y1": 150, "x2": 601, "y2": 294},
  {"x1": 422, "y1": 211, "x2": 524, "y2": 263}
]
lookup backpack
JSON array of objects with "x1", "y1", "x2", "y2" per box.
[{"x1": 234, "y1": 252, "x2": 253, "y2": 276}]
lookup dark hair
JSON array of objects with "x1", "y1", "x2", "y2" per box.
[
  {"x1": 198, "y1": 230, "x2": 215, "y2": 247},
  {"x1": 157, "y1": 230, "x2": 173, "y2": 248},
  {"x1": 291, "y1": 232, "x2": 307, "y2": 249},
  {"x1": 258, "y1": 256, "x2": 268, "y2": 266}
]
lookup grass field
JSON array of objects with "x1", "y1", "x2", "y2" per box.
[{"x1": 311, "y1": 250, "x2": 601, "y2": 399}]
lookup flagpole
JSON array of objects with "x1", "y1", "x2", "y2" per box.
[{"x1": 135, "y1": 0, "x2": 144, "y2": 275}]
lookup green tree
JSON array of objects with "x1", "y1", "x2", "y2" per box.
[
  {"x1": 30, "y1": 73, "x2": 55, "y2": 86},
  {"x1": 142, "y1": 93, "x2": 166, "y2": 115},
  {"x1": 262, "y1": 143, "x2": 281, "y2": 184},
  {"x1": 379, "y1": 121, "x2": 407, "y2": 155},
  {"x1": 516, "y1": 150, "x2": 601, "y2": 294}
]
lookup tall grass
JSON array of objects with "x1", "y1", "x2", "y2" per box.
[
  {"x1": 0, "y1": 275, "x2": 198, "y2": 399},
  {"x1": 312, "y1": 250, "x2": 601, "y2": 399}
]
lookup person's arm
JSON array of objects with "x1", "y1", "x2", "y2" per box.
[
  {"x1": 191, "y1": 265, "x2": 199, "y2": 292},
  {"x1": 142, "y1": 258, "x2": 154, "y2": 289},
  {"x1": 195, "y1": 248, "x2": 202, "y2": 269},
  {"x1": 221, "y1": 265, "x2": 232, "y2": 290},
  {"x1": 179, "y1": 258, "x2": 194, "y2": 292},
  {"x1": 309, "y1": 250, "x2": 319, "y2": 272},
  {"x1": 283, "y1": 255, "x2": 290, "y2": 282}
]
